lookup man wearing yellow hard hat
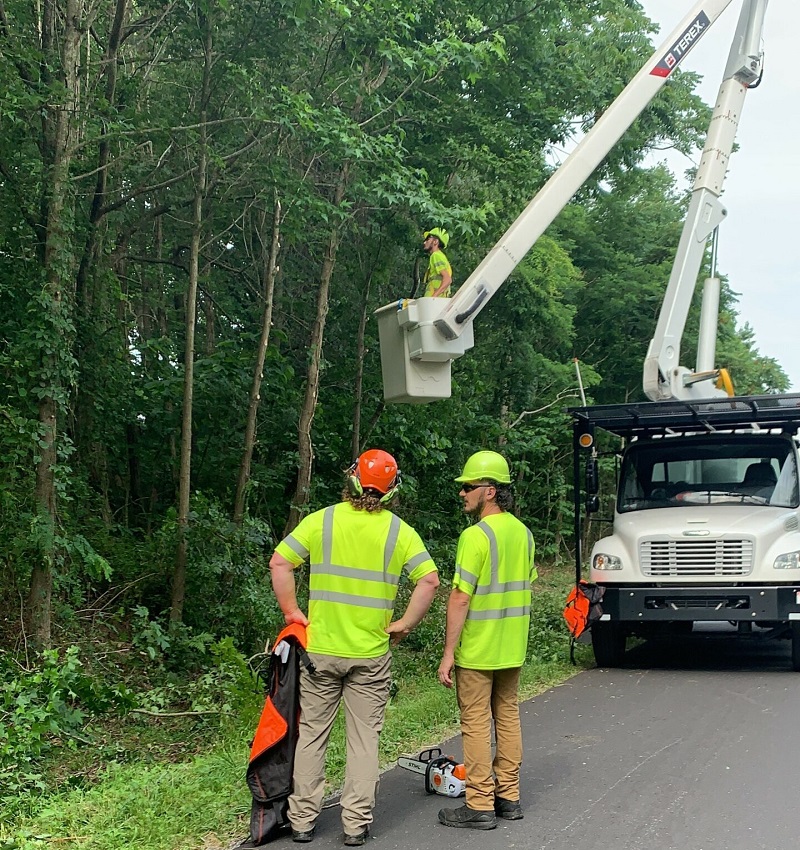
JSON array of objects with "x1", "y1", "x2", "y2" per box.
[
  {"x1": 436, "y1": 450, "x2": 537, "y2": 830},
  {"x1": 422, "y1": 227, "x2": 452, "y2": 297}
]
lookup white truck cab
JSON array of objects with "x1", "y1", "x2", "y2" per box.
[{"x1": 570, "y1": 395, "x2": 800, "y2": 669}]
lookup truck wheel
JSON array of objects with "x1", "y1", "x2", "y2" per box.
[
  {"x1": 791, "y1": 622, "x2": 800, "y2": 672},
  {"x1": 591, "y1": 622, "x2": 626, "y2": 668}
]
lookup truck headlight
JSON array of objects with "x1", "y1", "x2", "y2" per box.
[
  {"x1": 773, "y1": 551, "x2": 800, "y2": 570},
  {"x1": 593, "y1": 553, "x2": 622, "y2": 570}
]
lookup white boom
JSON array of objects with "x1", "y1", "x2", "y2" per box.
[
  {"x1": 643, "y1": 0, "x2": 767, "y2": 400},
  {"x1": 377, "y1": 0, "x2": 765, "y2": 404}
]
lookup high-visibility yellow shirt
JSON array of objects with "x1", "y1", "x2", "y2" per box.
[
  {"x1": 452, "y1": 512, "x2": 537, "y2": 670},
  {"x1": 423, "y1": 250, "x2": 452, "y2": 297},
  {"x1": 276, "y1": 501, "x2": 437, "y2": 658}
]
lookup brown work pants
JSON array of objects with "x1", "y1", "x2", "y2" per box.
[
  {"x1": 288, "y1": 651, "x2": 392, "y2": 835},
  {"x1": 455, "y1": 666, "x2": 523, "y2": 811}
]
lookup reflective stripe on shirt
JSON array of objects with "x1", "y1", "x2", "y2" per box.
[
  {"x1": 384, "y1": 514, "x2": 401, "y2": 580},
  {"x1": 309, "y1": 590, "x2": 396, "y2": 610},
  {"x1": 405, "y1": 550, "x2": 433, "y2": 572},
  {"x1": 310, "y1": 507, "x2": 402, "y2": 607},
  {"x1": 312, "y1": 563, "x2": 401, "y2": 586},
  {"x1": 467, "y1": 605, "x2": 532, "y2": 621},
  {"x1": 282, "y1": 535, "x2": 309, "y2": 561}
]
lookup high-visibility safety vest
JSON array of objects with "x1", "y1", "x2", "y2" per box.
[
  {"x1": 276, "y1": 501, "x2": 437, "y2": 658},
  {"x1": 423, "y1": 250, "x2": 452, "y2": 297},
  {"x1": 452, "y1": 512, "x2": 537, "y2": 670}
]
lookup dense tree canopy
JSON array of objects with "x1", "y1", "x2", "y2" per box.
[{"x1": 0, "y1": 0, "x2": 788, "y2": 649}]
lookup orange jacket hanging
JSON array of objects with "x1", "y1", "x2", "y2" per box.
[{"x1": 240, "y1": 623, "x2": 314, "y2": 847}]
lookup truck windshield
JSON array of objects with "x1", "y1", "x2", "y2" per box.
[{"x1": 618, "y1": 436, "x2": 800, "y2": 512}]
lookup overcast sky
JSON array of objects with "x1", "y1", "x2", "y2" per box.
[{"x1": 638, "y1": 0, "x2": 799, "y2": 390}]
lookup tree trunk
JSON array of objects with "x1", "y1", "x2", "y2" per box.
[
  {"x1": 171, "y1": 15, "x2": 212, "y2": 623},
  {"x1": 73, "y1": 0, "x2": 128, "y2": 494},
  {"x1": 351, "y1": 265, "x2": 374, "y2": 460},
  {"x1": 28, "y1": 397, "x2": 57, "y2": 647},
  {"x1": 284, "y1": 164, "x2": 349, "y2": 535},
  {"x1": 25, "y1": 0, "x2": 81, "y2": 648},
  {"x1": 202, "y1": 288, "x2": 216, "y2": 355},
  {"x1": 74, "y1": 0, "x2": 128, "y2": 305},
  {"x1": 233, "y1": 198, "x2": 282, "y2": 525}
]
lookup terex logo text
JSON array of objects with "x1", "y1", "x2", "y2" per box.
[{"x1": 651, "y1": 12, "x2": 711, "y2": 78}]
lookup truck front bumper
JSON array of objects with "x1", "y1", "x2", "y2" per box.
[{"x1": 600, "y1": 585, "x2": 800, "y2": 622}]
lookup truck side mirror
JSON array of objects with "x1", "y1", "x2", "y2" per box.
[
  {"x1": 585, "y1": 494, "x2": 600, "y2": 513},
  {"x1": 585, "y1": 456, "x2": 599, "y2": 495}
]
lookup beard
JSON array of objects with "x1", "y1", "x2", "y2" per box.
[{"x1": 464, "y1": 493, "x2": 485, "y2": 518}]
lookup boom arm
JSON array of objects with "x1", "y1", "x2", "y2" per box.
[
  {"x1": 433, "y1": 0, "x2": 741, "y2": 345},
  {"x1": 378, "y1": 0, "x2": 757, "y2": 403},
  {"x1": 643, "y1": 0, "x2": 767, "y2": 401}
]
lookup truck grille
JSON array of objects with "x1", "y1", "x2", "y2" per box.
[{"x1": 640, "y1": 538, "x2": 754, "y2": 577}]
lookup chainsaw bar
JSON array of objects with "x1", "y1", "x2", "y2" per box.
[{"x1": 397, "y1": 756, "x2": 427, "y2": 775}]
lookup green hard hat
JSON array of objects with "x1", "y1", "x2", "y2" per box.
[{"x1": 455, "y1": 451, "x2": 511, "y2": 484}]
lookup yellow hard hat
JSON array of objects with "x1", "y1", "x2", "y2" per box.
[
  {"x1": 423, "y1": 227, "x2": 449, "y2": 249},
  {"x1": 455, "y1": 451, "x2": 511, "y2": 484}
]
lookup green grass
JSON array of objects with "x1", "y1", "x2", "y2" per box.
[{"x1": 1, "y1": 568, "x2": 593, "y2": 850}]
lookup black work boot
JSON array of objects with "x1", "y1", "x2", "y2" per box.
[
  {"x1": 494, "y1": 796, "x2": 523, "y2": 820},
  {"x1": 437, "y1": 805, "x2": 497, "y2": 830},
  {"x1": 343, "y1": 826, "x2": 370, "y2": 846},
  {"x1": 292, "y1": 825, "x2": 317, "y2": 843}
]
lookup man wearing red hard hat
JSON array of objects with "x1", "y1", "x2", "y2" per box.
[{"x1": 270, "y1": 449, "x2": 439, "y2": 846}]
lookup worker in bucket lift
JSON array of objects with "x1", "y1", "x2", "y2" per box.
[
  {"x1": 422, "y1": 227, "x2": 452, "y2": 297},
  {"x1": 437, "y1": 451, "x2": 537, "y2": 830},
  {"x1": 269, "y1": 449, "x2": 439, "y2": 847}
]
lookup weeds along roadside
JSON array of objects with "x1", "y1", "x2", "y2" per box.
[{"x1": 0, "y1": 565, "x2": 593, "y2": 850}]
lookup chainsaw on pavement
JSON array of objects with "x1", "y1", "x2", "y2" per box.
[{"x1": 397, "y1": 747, "x2": 466, "y2": 797}]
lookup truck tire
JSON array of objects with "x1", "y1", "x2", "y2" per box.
[
  {"x1": 791, "y1": 622, "x2": 800, "y2": 672},
  {"x1": 592, "y1": 621, "x2": 626, "y2": 668}
]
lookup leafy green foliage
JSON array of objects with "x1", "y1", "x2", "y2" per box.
[{"x1": 0, "y1": 648, "x2": 135, "y2": 812}]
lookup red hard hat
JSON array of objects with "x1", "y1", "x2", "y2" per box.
[{"x1": 356, "y1": 449, "x2": 398, "y2": 494}]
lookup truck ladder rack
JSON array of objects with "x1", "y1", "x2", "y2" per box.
[{"x1": 568, "y1": 393, "x2": 800, "y2": 440}]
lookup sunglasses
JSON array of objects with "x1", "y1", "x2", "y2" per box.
[{"x1": 460, "y1": 483, "x2": 491, "y2": 493}]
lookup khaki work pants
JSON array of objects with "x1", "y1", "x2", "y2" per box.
[
  {"x1": 454, "y1": 666, "x2": 523, "y2": 811},
  {"x1": 288, "y1": 651, "x2": 392, "y2": 835}
]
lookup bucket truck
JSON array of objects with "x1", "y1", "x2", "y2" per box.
[{"x1": 378, "y1": 2, "x2": 800, "y2": 670}]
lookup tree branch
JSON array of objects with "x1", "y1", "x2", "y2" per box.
[
  {"x1": 509, "y1": 389, "x2": 582, "y2": 429},
  {"x1": 463, "y1": 4, "x2": 542, "y2": 44},
  {"x1": 129, "y1": 708, "x2": 222, "y2": 718},
  {"x1": 72, "y1": 116, "x2": 277, "y2": 155}
]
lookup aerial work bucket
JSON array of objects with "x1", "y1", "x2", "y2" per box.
[{"x1": 374, "y1": 298, "x2": 473, "y2": 404}]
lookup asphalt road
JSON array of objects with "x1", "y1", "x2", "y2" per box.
[{"x1": 267, "y1": 626, "x2": 800, "y2": 850}]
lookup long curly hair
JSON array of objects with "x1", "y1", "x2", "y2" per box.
[
  {"x1": 341, "y1": 486, "x2": 388, "y2": 513},
  {"x1": 494, "y1": 484, "x2": 514, "y2": 512}
]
